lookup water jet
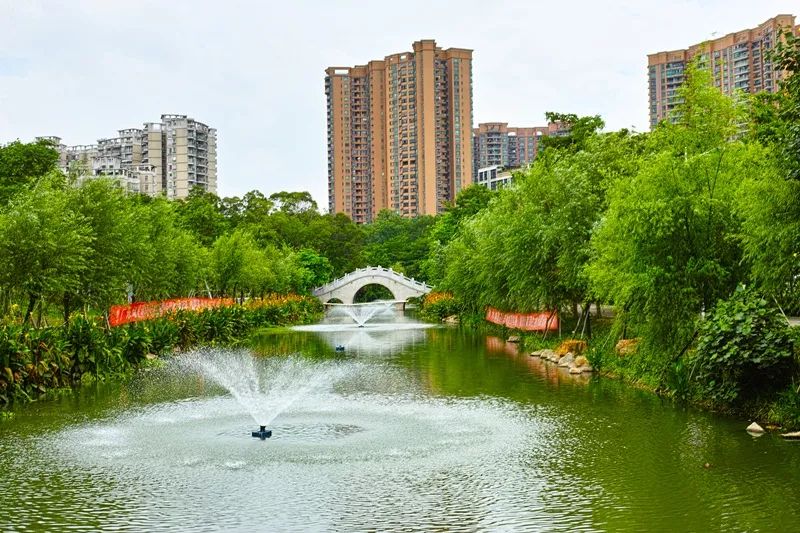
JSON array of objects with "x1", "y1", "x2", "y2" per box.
[
  {"x1": 176, "y1": 351, "x2": 355, "y2": 441},
  {"x1": 327, "y1": 301, "x2": 397, "y2": 327}
]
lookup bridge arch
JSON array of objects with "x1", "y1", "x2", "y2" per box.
[
  {"x1": 313, "y1": 266, "x2": 432, "y2": 305},
  {"x1": 352, "y1": 283, "x2": 396, "y2": 303}
]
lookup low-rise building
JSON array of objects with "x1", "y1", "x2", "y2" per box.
[{"x1": 476, "y1": 165, "x2": 514, "y2": 190}]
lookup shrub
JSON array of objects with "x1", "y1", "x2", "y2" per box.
[
  {"x1": 692, "y1": 287, "x2": 796, "y2": 406},
  {"x1": 768, "y1": 386, "x2": 800, "y2": 429},
  {"x1": 0, "y1": 294, "x2": 323, "y2": 405},
  {"x1": 556, "y1": 339, "x2": 587, "y2": 355},
  {"x1": 420, "y1": 292, "x2": 460, "y2": 321},
  {"x1": 62, "y1": 314, "x2": 123, "y2": 380},
  {"x1": 615, "y1": 338, "x2": 639, "y2": 357}
]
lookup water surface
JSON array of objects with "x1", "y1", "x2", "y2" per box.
[{"x1": 1, "y1": 316, "x2": 799, "y2": 531}]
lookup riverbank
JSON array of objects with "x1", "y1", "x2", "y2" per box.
[
  {"x1": 420, "y1": 295, "x2": 800, "y2": 431},
  {"x1": 0, "y1": 295, "x2": 323, "y2": 405}
]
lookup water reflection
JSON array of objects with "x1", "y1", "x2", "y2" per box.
[
  {"x1": 2, "y1": 315, "x2": 800, "y2": 532},
  {"x1": 484, "y1": 335, "x2": 592, "y2": 387},
  {"x1": 294, "y1": 323, "x2": 430, "y2": 355}
]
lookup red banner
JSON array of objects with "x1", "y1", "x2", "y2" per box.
[
  {"x1": 109, "y1": 298, "x2": 234, "y2": 327},
  {"x1": 485, "y1": 307, "x2": 558, "y2": 331}
]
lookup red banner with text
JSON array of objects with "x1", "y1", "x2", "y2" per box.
[
  {"x1": 109, "y1": 298, "x2": 235, "y2": 327},
  {"x1": 485, "y1": 307, "x2": 558, "y2": 331}
]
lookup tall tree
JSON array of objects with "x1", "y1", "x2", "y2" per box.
[
  {"x1": 176, "y1": 186, "x2": 228, "y2": 246},
  {"x1": 0, "y1": 139, "x2": 60, "y2": 204},
  {"x1": 588, "y1": 63, "x2": 752, "y2": 355},
  {"x1": 363, "y1": 211, "x2": 434, "y2": 280},
  {"x1": 66, "y1": 179, "x2": 149, "y2": 316},
  {"x1": 742, "y1": 30, "x2": 800, "y2": 312},
  {"x1": 0, "y1": 178, "x2": 92, "y2": 324}
]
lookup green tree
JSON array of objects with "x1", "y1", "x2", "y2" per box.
[
  {"x1": 0, "y1": 179, "x2": 92, "y2": 324},
  {"x1": 269, "y1": 191, "x2": 317, "y2": 214},
  {"x1": 363, "y1": 210, "x2": 434, "y2": 280},
  {"x1": 65, "y1": 179, "x2": 149, "y2": 318},
  {"x1": 588, "y1": 63, "x2": 751, "y2": 358},
  {"x1": 692, "y1": 287, "x2": 795, "y2": 406},
  {"x1": 307, "y1": 213, "x2": 365, "y2": 276},
  {"x1": 296, "y1": 248, "x2": 334, "y2": 292},
  {"x1": 0, "y1": 139, "x2": 60, "y2": 204},
  {"x1": 210, "y1": 229, "x2": 260, "y2": 297},
  {"x1": 438, "y1": 121, "x2": 641, "y2": 322},
  {"x1": 132, "y1": 197, "x2": 208, "y2": 301},
  {"x1": 424, "y1": 185, "x2": 495, "y2": 285},
  {"x1": 176, "y1": 186, "x2": 229, "y2": 246},
  {"x1": 742, "y1": 30, "x2": 800, "y2": 312},
  {"x1": 539, "y1": 112, "x2": 604, "y2": 155}
]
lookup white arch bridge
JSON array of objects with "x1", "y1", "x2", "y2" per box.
[{"x1": 312, "y1": 266, "x2": 433, "y2": 305}]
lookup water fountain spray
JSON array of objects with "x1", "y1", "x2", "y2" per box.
[
  {"x1": 176, "y1": 350, "x2": 352, "y2": 441},
  {"x1": 329, "y1": 301, "x2": 396, "y2": 327}
]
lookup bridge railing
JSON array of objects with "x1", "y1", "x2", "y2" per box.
[{"x1": 313, "y1": 266, "x2": 432, "y2": 294}]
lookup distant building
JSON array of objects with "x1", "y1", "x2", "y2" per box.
[
  {"x1": 37, "y1": 114, "x2": 217, "y2": 199},
  {"x1": 326, "y1": 39, "x2": 473, "y2": 223},
  {"x1": 476, "y1": 165, "x2": 514, "y2": 191},
  {"x1": 648, "y1": 14, "x2": 800, "y2": 129},
  {"x1": 472, "y1": 122, "x2": 569, "y2": 178},
  {"x1": 162, "y1": 114, "x2": 217, "y2": 199}
]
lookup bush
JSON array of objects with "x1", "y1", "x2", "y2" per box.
[
  {"x1": 692, "y1": 287, "x2": 796, "y2": 406},
  {"x1": 62, "y1": 314, "x2": 123, "y2": 380},
  {"x1": 0, "y1": 294, "x2": 323, "y2": 405},
  {"x1": 556, "y1": 339, "x2": 587, "y2": 355},
  {"x1": 768, "y1": 386, "x2": 800, "y2": 429},
  {"x1": 420, "y1": 292, "x2": 460, "y2": 322}
]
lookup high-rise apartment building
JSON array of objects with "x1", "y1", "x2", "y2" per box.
[
  {"x1": 39, "y1": 114, "x2": 217, "y2": 199},
  {"x1": 326, "y1": 39, "x2": 473, "y2": 223},
  {"x1": 472, "y1": 121, "x2": 569, "y2": 175},
  {"x1": 648, "y1": 14, "x2": 799, "y2": 129},
  {"x1": 162, "y1": 114, "x2": 218, "y2": 199}
]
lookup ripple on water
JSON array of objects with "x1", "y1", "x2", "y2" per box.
[{"x1": 3, "y1": 387, "x2": 567, "y2": 531}]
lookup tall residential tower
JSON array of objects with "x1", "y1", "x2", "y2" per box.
[
  {"x1": 326, "y1": 39, "x2": 473, "y2": 223},
  {"x1": 648, "y1": 14, "x2": 799, "y2": 128}
]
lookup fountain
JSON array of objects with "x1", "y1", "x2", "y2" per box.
[
  {"x1": 251, "y1": 426, "x2": 272, "y2": 439},
  {"x1": 175, "y1": 350, "x2": 351, "y2": 440},
  {"x1": 291, "y1": 299, "x2": 434, "y2": 354},
  {"x1": 327, "y1": 301, "x2": 396, "y2": 327}
]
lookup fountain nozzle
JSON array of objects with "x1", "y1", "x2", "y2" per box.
[{"x1": 252, "y1": 425, "x2": 272, "y2": 439}]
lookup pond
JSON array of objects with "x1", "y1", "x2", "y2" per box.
[{"x1": 1, "y1": 308, "x2": 799, "y2": 531}]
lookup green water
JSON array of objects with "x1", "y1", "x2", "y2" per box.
[{"x1": 1, "y1": 322, "x2": 799, "y2": 532}]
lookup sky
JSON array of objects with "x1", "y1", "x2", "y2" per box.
[{"x1": 1, "y1": 0, "x2": 797, "y2": 209}]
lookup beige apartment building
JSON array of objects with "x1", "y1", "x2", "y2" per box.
[
  {"x1": 648, "y1": 14, "x2": 799, "y2": 128},
  {"x1": 326, "y1": 39, "x2": 473, "y2": 223},
  {"x1": 38, "y1": 114, "x2": 217, "y2": 199},
  {"x1": 472, "y1": 121, "x2": 569, "y2": 175}
]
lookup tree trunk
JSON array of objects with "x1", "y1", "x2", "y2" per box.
[
  {"x1": 35, "y1": 298, "x2": 44, "y2": 329},
  {"x1": 23, "y1": 293, "x2": 37, "y2": 326},
  {"x1": 63, "y1": 293, "x2": 72, "y2": 325},
  {"x1": 585, "y1": 302, "x2": 592, "y2": 339}
]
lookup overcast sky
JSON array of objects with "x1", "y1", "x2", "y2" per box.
[{"x1": 1, "y1": 1, "x2": 796, "y2": 208}]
